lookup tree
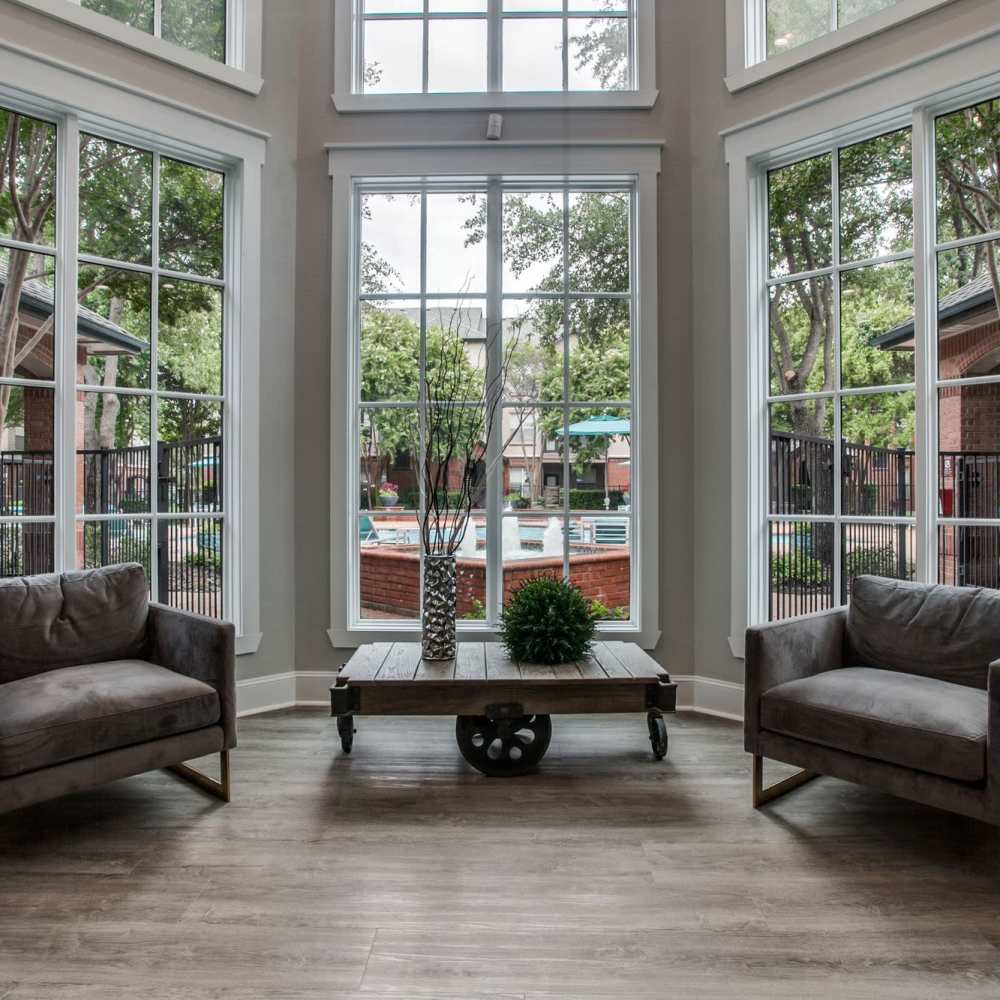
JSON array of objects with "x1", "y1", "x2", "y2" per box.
[
  {"x1": 0, "y1": 112, "x2": 223, "y2": 449},
  {"x1": 936, "y1": 99, "x2": 1000, "y2": 323},
  {"x1": 0, "y1": 112, "x2": 57, "y2": 433},
  {"x1": 539, "y1": 323, "x2": 631, "y2": 485},
  {"x1": 768, "y1": 131, "x2": 913, "y2": 438},
  {"x1": 571, "y1": 8, "x2": 629, "y2": 91},
  {"x1": 358, "y1": 306, "x2": 487, "y2": 509}
]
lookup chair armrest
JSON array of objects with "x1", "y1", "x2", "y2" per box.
[
  {"x1": 146, "y1": 603, "x2": 236, "y2": 749},
  {"x1": 988, "y1": 660, "x2": 1000, "y2": 809},
  {"x1": 744, "y1": 607, "x2": 847, "y2": 753}
]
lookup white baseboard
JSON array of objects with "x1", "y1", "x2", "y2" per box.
[
  {"x1": 236, "y1": 671, "x2": 297, "y2": 717},
  {"x1": 295, "y1": 670, "x2": 339, "y2": 706},
  {"x1": 674, "y1": 674, "x2": 744, "y2": 721},
  {"x1": 238, "y1": 670, "x2": 746, "y2": 722}
]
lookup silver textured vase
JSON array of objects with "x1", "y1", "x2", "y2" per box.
[{"x1": 422, "y1": 554, "x2": 457, "y2": 661}]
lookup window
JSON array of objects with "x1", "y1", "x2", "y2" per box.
[
  {"x1": 329, "y1": 142, "x2": 661, "y2": 645},
  {"x1": 725, "y1": 0, "x2": 960, "y2": 92},
  {"x1": 748, "y1": 91, "x2": 1000, "y2": 623},
  {"x1": 334, "y1": 0, "x2": 657, "y2": 111},
  {"x1": 8, "y1": 0, "x2": 264, "y2": 93},
  {"x1": 0, "y1": 77, "x2": 260, "y2": 637},
  {"x1": 76, "y1": 0, "x2": 228, "y2": 61},
  {"x1": 765, "y1": 0, "x2": 900, "y2": 58}
]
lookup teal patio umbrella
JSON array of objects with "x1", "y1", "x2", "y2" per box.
[{"x1": 555, "y1": 415, "x2": 631, "y2": 506}]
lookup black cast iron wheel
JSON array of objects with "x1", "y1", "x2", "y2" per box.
[
  {"x1": 647, "y1": 711, "x2": 668, "y2": 760},
  {"x1": 337, "y1": 715, "x2": 355, "y2": 753},
  {"x1": 456, "y1": 714, "x2": 552, "y2": 776}
]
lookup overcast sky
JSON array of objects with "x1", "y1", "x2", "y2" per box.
[{"x1": 363, "y1": 191, "x2": 559, "y2": 311}]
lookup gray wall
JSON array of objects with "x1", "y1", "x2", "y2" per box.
[
  {"x1": 690, "y1": 0, "x2": 1000, "y2": 685},
  {"x1": 293, "y1": 0, "x2": 695, "y2": 676},
  {"x1": 0, "y1": 0, "x2": 300, "y2": 682},
  {"x1": 2, "y1": 0, "x2": 998, "y2": 689}
]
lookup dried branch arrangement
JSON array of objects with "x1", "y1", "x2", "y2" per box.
[{"x1": 419, "y1": 309, "x2": 517, "y2": 556}]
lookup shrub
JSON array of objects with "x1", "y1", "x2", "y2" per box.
[
  {"x1": 790, "y1": 484, "x2": 813, "y2": 512},
  {"x1": 589, "y1": 599, "x2": 628, "y2": 621},
  {"x1": 845, "y1": 545, "x2": 910, "y2": 580},
  {"x1": 499, "y1": 575, "x2": 596, "y2": 665},
  {"x1": 771, "y1": 553, "x2": 829, "y2": 588},
  {"x1": 186, "y1": 550, "x2": 223, "y2": 572},
  {"x1": 461, "y1": 597, "x2": 486, "y2": 620},
  {"x1": 567, "y1": 489, "x2": 625, "y2": 510}
]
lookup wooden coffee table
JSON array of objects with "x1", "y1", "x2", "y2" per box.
[{"x1": 330, "y1": 641, "x2": 676, "y2": 776}]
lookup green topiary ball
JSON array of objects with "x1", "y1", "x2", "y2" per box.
[{"x1": 498, "y1": 575, "x2": 596, "y2": 665}]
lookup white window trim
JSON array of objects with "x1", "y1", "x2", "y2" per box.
[
  {"x1": 332, "y1": 0, "x2": 657, "y2": 113},
  {"x1": 0, "y1": 43, "x2": 266, "y2": 655},
  {"x1": 725, "y1": 0, "x2": 962, "y2": 93},
  {"x1": 6, "y1": 0, "x2": 264, "y2": 95},
  {"x1": 327, "y1": 140, "x2": 661, "y2": 650},
  {"x1": 725, "y1": 28, "x2": 1000, "y2": 660}
]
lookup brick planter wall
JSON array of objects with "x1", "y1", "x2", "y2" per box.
[{"x1": 360, "y1": 546, "x2": 631, "y2": 618}]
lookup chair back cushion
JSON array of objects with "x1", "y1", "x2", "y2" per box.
[
  {"x1": 847, "y1": 575, "x2": 1000, "y2": 690},
  {"x1": 0, "y1": 564, "x2": 149, "y2": 683}
]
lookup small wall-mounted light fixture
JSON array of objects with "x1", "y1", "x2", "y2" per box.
[{"x1": 486, "y1": 114, "x2": 503, "y2": 141}]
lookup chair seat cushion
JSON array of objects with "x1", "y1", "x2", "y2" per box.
[
  {"x1": 761, "y1": 666, "x2": 988, "y2": 782},
  {"x1": 0, "y1": 660, "x2": 220, "y2": 778}
]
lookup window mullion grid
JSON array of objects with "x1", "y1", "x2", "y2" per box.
[
  {"x1": 418, "y1": 189, "x2": 428, "y2": 614},
  {"x1": 422, "y1": 0, "x2": 430, "y2": 95},
  {"x1": 561, "y1": 188, "x2": 571, "y2": 580},
  {"x1": 148, "y1": 150, "x2": 161, "y2": 602},
  {"x1": 831, "y1": 148, "x2": 844, "y2": 607},
  {"x1": 911, "y1": 108, "x2": 938, "y2": 585},
  {"x1": 55, "y1": 112, "x2": 80, "y2": 573},
  {"x1": 561, "y1": 0, "x2": 570, "y2": 93},
  {"x1": 350, "y1": 186, "x2": 363, "y2": 627},
  {"x1": 484, "y1": 180, "x2": 503, "y2": 624},
  {"x1": 829, "y1": 0, "x2": 838, "y2": 33},
  {"x1": 153, "y1": 0, "x2": 163, "y2": 40},
  {"x1": 487, "y1": 0, "x2": 502, "y2": 93}
]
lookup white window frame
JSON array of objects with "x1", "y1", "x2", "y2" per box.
[
  {"x1": 0, "y1": 43, "x2": 265, "y2": 654},
  {"x1": 327, "y1": 140, "x2": 661, "y2": 649},
  {"x1": 726, "y1": 28, "x2": 1000, "y2": 659},
  {"x1": 725, "y1": 0, "x2": 962, "y2": 93},
  {"x1": 6, "y1": 0, "x2": 264, "y2": 94},
  {"x1": 332, "y1": 0, "x2": 657, "y2": 113}
]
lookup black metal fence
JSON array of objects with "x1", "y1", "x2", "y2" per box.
[
  {"x1": 0, "y1": 437, "x2": 223, "y2": 620},
  {"x1": 770, "y1": 432, "x2": 915, "y2": 517},
  {"x1": 770, "y1": 432, "x2": 1000, "y2": 619}
]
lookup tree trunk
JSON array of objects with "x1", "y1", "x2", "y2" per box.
[{"x1": 0, "y1": 249, "x2": 32, "y2": 432}]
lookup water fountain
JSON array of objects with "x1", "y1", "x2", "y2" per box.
[
  {"x1": 502, "y1": 515, "x2": 522, "y2": 558},
  {"x1": 542, "y1": 516, "x2": 563, "y2": 557},
  {"x1": 458, "y1": 521, "x2": 479, "y2": 560}
]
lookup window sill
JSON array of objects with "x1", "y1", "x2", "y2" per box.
[
  {"x1": 236, "y1": 632, "x2": 264, "y2": 656},
  {"x1": 331, "y1": 89, "x2": 659, "y2": 114},
  {"x1": 725, "y1": 0, "x2": 961, "y2": 93},
  {"x1": 328, "y1": 622, "x2": 660, "y2": 652},
  {"x1": 6, "y1": 0, "x2": 263, "y2": 95}
]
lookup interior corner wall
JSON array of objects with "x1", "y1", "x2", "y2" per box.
[
  {"x1": 292, "y1": 0, "x2": 696, "y2": 682},
  {"x1": 6, "y1": 0, "x2": 1000, "y2": 708},
  {"x1": 0, "y1": 0, "x2": 300, "y2": 685},
  {"x1": 689, "y1": 0, "x2": 1000, "y2": 692}
]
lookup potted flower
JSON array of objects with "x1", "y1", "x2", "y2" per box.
[{"x1": 379, "y1": 482, "x2": 400, "y2": 508}]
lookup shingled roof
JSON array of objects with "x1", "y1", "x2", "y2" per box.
[
  {"x1": 875, "y1": 271, "x2": 998, "y2": 349},
  {"x1": 0, "y1": 257, "x2": 148, "y2": 355}
]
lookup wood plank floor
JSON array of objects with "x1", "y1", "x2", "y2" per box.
[{"x1": 2, "y1": 709, "x2": 1000, "y2": 999}]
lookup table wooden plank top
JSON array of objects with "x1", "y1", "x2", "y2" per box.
[{"x1": 338, "y1": 642, "x2": 669, "y2": 688}]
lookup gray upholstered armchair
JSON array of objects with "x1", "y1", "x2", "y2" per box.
[
  {"x1": 0, "y1": 563, "x2": 235, "y2": 814},
  {"x1": 746, "y1": 575, "x2": 1000, "y2": 824}
]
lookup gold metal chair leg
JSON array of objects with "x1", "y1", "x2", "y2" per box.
[
  {"x1": 168, "y1": 750, "x2": 231, "y2": 802},
  {"x1": 752, "y1": 754, "x2": 818, "y2": 808}
]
